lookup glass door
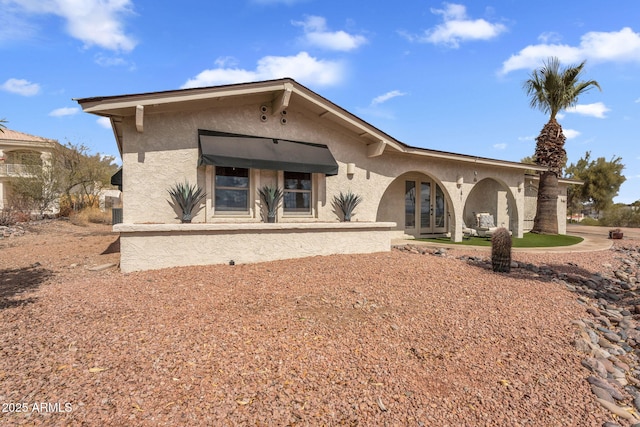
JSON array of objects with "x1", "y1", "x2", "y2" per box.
[
  {"x1": 433, "y1": 184, "x2": 447, "y2": 233},
  {"x1": 405, "y1": 179, "x2": 448, "y2": 235},
  {"x1": 419, "y1": 182, "x2": 431, "y2": 233}
]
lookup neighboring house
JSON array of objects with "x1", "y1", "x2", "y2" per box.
[
  {"x1": 0, "y1": 129, "x2": 56, "y2": 213},
  {"x1": 76, "y1": 78, "x2": 575, "y2": 272}
]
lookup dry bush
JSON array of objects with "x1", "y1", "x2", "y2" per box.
[
  {"x1": 0, "y1": 209, "x2": 17, "y2": 226},
  {"x1": 70, "y1": 207, "x2": 112, "y2": 226}
]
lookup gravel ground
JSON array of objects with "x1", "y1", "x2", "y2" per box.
[{"x1": 1, "y1": 220, "x2": 638, "y2": 426}]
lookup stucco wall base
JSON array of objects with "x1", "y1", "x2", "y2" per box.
[{"x1": 115, "y1": 222, "x2": 396, "y2": 272}]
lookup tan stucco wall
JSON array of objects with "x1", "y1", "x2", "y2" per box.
[
  {"x1": 115, "y1": 222, "x2": 396, "y2": 272},
  {"x1": 118, "y1": 99, "x2": 570, "y2": 243}
]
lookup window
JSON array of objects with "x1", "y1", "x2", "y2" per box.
[
  {"x1": 405, "y1": 181, "x2": 416, "y2": 228},
  {"x1": 215, "y1": 166, "x2": 249, "y2": 212},
  {"x1": 283, "y1": 171, "x2": 311, "y2": 214}
]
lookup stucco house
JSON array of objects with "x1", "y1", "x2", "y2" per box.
[
  {"x1": 0, "y1": 129, "x2": 56, "y2": 214},
  {"x1": 76, "y1": 78, "x2": 573, "y2": 272}
]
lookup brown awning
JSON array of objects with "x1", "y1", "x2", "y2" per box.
[{"x1": 198, "y1": 130, "x2": 339, "y2": 176}]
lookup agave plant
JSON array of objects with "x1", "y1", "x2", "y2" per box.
[
  {"x1": 333, "y1": 191, "x2": 362, "y2": 222},
  {"x1": 167, "y1": 180, "x2": 206, "y2": 223},
  {"x1": 258, "y1": 185, "x2": 283, "y2": 223}
]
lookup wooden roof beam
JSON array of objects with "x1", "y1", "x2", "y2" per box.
[
  {"x1": 367, "y1": 140, "x2": 387, "y2": 157},
  {"x1": 135, "y1": 105, "x2": 144, "y2": 133},
  {"x1": 271, "y1": 82, "x2": 293, "y2": 115}
]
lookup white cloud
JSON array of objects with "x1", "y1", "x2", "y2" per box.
[
  {"x1": 371, "y1": 90, "x2": 406, "y2": 106},
  {"x1": 566, "y1": 102, "x2": 610, "y2": 118},
  {"x1": 493, "y1": 143, "x2": 507, "y2": 149},
  {"x1": 410, "y1": 3, "x2": 506, "y2": 48},
  {"x1": 181, "y1": 52, "x2": 345, "y2": 88},
  {"x1": 94, "y1": 53, "x2": 128, "y2": 67},
  {"x1": 214, "y1": 56, "x2": 239, "y2": 68},
  {"x1": 563, "y1": 129, "x2": 581, "y2": 139},
  {"x1": 537, "y1": 32, "x2": 561, "y2": 44},
  {"x1": 1, "y1": 78, "x2": 40, "y2": 96},
  {"x1": 292, "y1": 16, "x2": 367, "y2": 51},
  {"x1": 0, "y1": 6, "x2": 37, "y2": 42},
  {"x1": 4, "y1": 0, "x2": 136, "y2": 52},
  {"x1": 501, "y1": 27, "x2": 640, "y2": 74},
  {"x1": 518, "y1": 135, "x2": 535, "y2": 141},
  {"x1": 635, "y1": 97, "x2": 640, "y2": 103},
  {"x1": 49, "y1": 107, "x2": 78, "y2": 117},
  {"x1": 97, "y1": 117, "x2": 111, "y2": 129}
]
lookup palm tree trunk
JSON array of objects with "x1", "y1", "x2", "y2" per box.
[
  {"x1": 531, "y1": 119, "x2": 565, "y2": 234},
  {"x1": 532, "y1": 171, "x2": 559, "y2": 234}
]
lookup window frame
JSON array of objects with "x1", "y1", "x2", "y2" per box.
[
  {"x1": 281, "y1": 171, "x2": 315, "y2": 218},
  {"x1": 213, "y1": 166, "x2": 251, "y2": 215}
]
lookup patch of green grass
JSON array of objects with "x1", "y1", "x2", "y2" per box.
[{"x1": 418, "y1": 233, "x2": 583, "y2": 248}]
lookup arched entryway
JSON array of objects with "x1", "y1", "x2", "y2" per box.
[
  {"x1": 376, "y1": 172, "x2": 452, "y2": 238},
  {"x1": 464, "y1": 177, "x2": 518, "y2": 233}
]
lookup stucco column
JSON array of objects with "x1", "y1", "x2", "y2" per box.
[
  {"x1": 445, "y1": 181, "x2": 464, "y2": 242},
  {"x1": 0, "y1": 150, "x2": 6, "y2": 210},
  {"x1": 0, "y1": 179, "x2": 4, "y2": 210},
  {"x1": 513, "y1": 184, "x2": 525, "y2": 238}
]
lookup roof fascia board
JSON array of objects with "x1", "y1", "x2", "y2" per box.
[
  {"x1": 289, "y1": 86, "x2": 405, "y2": 153},
  {"x1": 401, "y1": 146, "x2": 548, "y2": 171},
  {"x1": 78, "y1": 82, "x2": 290, "y2": 114},
  {"x1": 76, "y1": 78, "x2": 546, "y2": 171},
  {"x1": 525, "y1": 173, "x2": 584, "y2": 185}
]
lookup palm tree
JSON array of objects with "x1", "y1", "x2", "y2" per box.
[
  {"x1": 0, "y1": 118, "x2": 6, "y2": 133},
  {"x1": 523, "y1": 57, "x2": 601, "y2": 234}
]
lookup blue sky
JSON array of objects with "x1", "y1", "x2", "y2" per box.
[{"x1": 1, "y1": 0, "x2": 639, "y2": 203}]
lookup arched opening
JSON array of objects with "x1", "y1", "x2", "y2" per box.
[
  {"x1": 464, "y1": 177, "x2": 518, "y2": 234},
  {"x1": 376, "y1": 172, "x2": 452, "y2": 238}
]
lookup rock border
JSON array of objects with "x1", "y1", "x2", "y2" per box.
[{"x1": 395, "y1": 243, "x2": 640, "y2": 427}]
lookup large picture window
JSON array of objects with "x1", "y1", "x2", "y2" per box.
[
  {"x1": 215, "y1": 167, "x2": 249, "y2": 212},
  {"x1": 283, "y1": 171, "x2": 311, "y2": 214}
]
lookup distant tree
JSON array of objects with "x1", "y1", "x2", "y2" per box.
[
  {"x1": 599, "y1": 204, "x2": 640, "y2": 228},
  {"x1": 7, "y1": 151, "x2": 62, "y2": 216},
  {"x1": 56, "y1": 141, "x2": 119, "y2": 211},
  {"x1": 564, "y1": 151, "x2": 626, "y2": 216},
  {"x1": 523, "y1": 57, "x2": 601, "y2": 234},
  {"x1": 7, "y1": 141, "x2": 119, "y2": 217},
  {"x1": 520, "y1": 155, "x2": 535, "y2": 165},
  {"x1": 0, "y1": 118, "x2": 6, "y2": 133},
  {"x1": 520, "y1": 155, "x2": 537, "y2": 175}
]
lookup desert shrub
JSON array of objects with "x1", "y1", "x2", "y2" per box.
[
  {"x1": 491, "y1": 227, "x2": 512, "y2": 273},
  {"x1": 69, "y1": 206, "x2": 112, "y2": 226},
  {"x1": 579, "y1": 217, "x2": 600, "y2": 226},
  {"x1": 0, "y1": 209, "x2": 17, "y2": 226},
  {"x1": 58, "y1": 194, "x2": 100, "y2": 218},
  {"x1": 332, "y1": 191, "x2": 363, "y2": 222},
  {"x1": 600, "y1": 206, "x2": 640, "y2": 228}
]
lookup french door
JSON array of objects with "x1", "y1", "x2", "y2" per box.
[{"x1": 405, "y1": 180, "x2": 447, "y2": 235}]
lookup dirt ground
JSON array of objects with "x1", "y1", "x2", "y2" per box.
[{"x1": 0, "y1": 220, "x2": 638, "y2": 425}]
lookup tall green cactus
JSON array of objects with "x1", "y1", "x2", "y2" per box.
[{"x1": 491, "y1": 227, "x2": 512, "y2": 273}]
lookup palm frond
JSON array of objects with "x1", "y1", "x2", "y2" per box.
[{"x1": 523, "y1": 57, "x2": 601, "y2": 120}]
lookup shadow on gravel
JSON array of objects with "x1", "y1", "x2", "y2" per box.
[
  {"x1": 0, "y1": 264, "x2": 53, "y2": 309},
  {"x1": 101, "y1": 236, "x2": 120, "y2": 255},
  {"x1": 470, "y1": 257, "x2": 640, "y2": 310}
]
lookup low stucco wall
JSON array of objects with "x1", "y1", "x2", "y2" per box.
[{"x1": 114, "y1": 222, "x2": 396, "y2": 272}]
